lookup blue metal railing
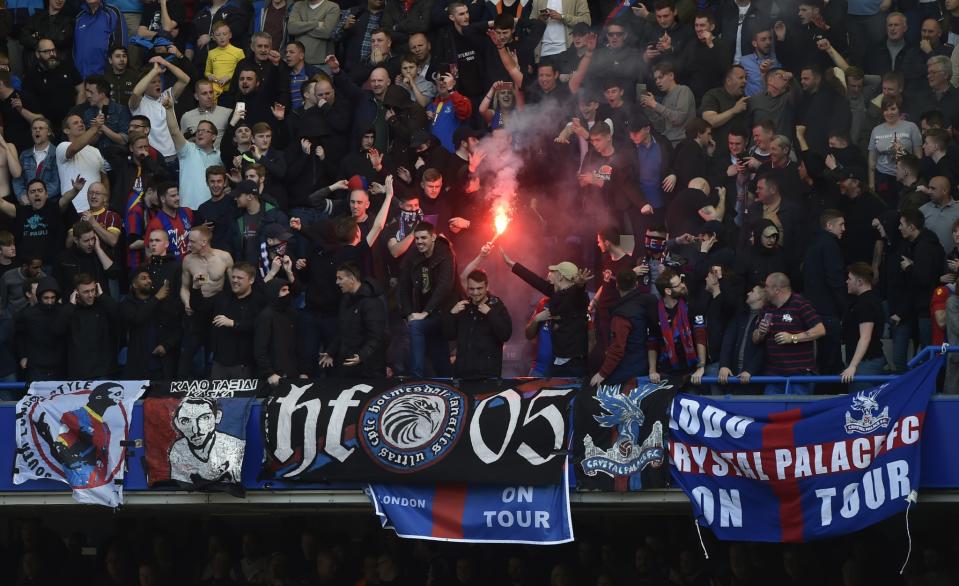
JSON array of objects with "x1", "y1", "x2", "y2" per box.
[
  {"x1": 698, "y1": 345, "x2": 958, "y2": 394},
  {"x1": 0, "y1": 346, "x2": 955, "y2": 394}
]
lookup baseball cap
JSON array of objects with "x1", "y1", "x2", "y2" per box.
[
  {"x1": 548, "y1": 261, "x2": 579, "y2": 280},
  {"x1": 410, "y1": 129, "x2": 431, "y2": 148},
  {"x1": 232, "y1": 180, "x2": 259, "y2": 197},
  {"x1": 839, "y1": 166, "x2": 867, "y2": 182},
  {"x1": 627, "y1": 111, "x2": 652, "y2": 132},
  {"x1": 571, "y1": 22, "x2": 590, "y2": 36},
  {"x1": 263, "y1": 223, "x2": 294, "y2": 241}
]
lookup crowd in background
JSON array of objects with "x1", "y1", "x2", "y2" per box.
[
  {"x1": 6, "y1": 512, "x2": 959, "y2": 585},
  {"x1": 0, "y1": 0, "x2": 956, "y2": 394}
]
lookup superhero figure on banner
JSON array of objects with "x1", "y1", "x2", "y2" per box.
[{"x1": 35, "y1": 383, "x2": 122, "y2": 487}]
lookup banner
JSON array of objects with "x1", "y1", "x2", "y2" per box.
[
  {"x1": 260, "y1": 378, "x2": 577, "y2": 485},
  {"x1": 143, "y1": 379, "x2": 258, "y2": 495},
  {"x1": 14, "y1": 381, "x2": 147, "y2": 507},
  {"x1": 578, "y1": 379, "x2": 674, "y2": 491},
  {"x1": 669, "y1": 357, "x2": 943, "y2": 542},
  {"x1": 368, "y1": 472, "x2": 573, "y2": 544}
]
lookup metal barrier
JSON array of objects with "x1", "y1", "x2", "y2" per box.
[{"x1": 1, "y1": 346, "x2": 956, "y2": 394}]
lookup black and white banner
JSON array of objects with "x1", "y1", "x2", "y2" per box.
[
  {"x1": 14, "y1": 381, "x2": 147, "y2": 507},
  {"x1": 259, "y1": 379, "x2": 577, "y2": 485}
]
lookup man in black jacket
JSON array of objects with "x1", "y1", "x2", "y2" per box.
[
  {"x1": 57, "y1": 273, "x2": 122, "y2": 379},
  {"x1": 210, "y1": 262, "x2": 267, "y2": 379},
  {"x1": 55, "y1": 222, "x2": 119, "y2": 295},
  {"x1": 590, "y1": 269, "x2": 659, "y2": 386},
  {"x1": 889, "y1": 209, "x2": 945, "y2": 371},
  {"x1": 502, "y1": 252, "x2": 590, "y2": 377},
  {"x1": 14, "y1": 276, "x2": 65, "y2": 381},
  {"x1": 121, "y1": 268, "x2": 178, "y2": 379},
  {"x1": 398, "y1": 221, "x2": 457, "y2": 377},
  {"x1": 802, "y1": 209, "x2": 847, "y2": 377},
  {"x1": 320, "y1": 262, "x2": 388, "y2": 378},
  {"x1": 443, "y1": 269, "x2": 512, "y2": 379},
  {"x1": 255, "y1": 278, "x2": 304, "y2": 386},
  {"x1": 717, "y1": 282, "x2": 766, "y2": 393}
]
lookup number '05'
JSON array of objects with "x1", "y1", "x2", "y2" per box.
[{"x1": 469, "y1": 389, "x2": 573, "y2": 465}]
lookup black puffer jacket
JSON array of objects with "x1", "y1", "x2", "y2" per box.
[
  {"x1": 330, "y1": 279, "x2": 388, "y2": 378},
  {"x1": 512, "y1": 263, "x2": 589, "y2": 360},
  {"x1": 442, "y1": 294, "x2": 513, "y2": 379}
]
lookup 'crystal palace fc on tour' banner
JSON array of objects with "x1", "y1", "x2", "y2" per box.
[
  {"x1": 669, "y1": 356, "x2": 943, "y2": 542},
  {"x1": 14, "y1": 381, "x2": 147, "y2": 507},
  {"x1": 259, "y1": 378, "x2": 578, "y2": 485},
  {"x1": 143, "y1": 379, "x2": 258, "y2": 496}
]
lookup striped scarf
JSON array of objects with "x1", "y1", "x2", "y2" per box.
[{"x1": 657, "y1": 299, "x2": 696, "y2": 369}]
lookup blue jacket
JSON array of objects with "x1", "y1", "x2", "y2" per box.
[
  {"x1": 252, "y1": 0, "x2": 294, "y2": 44},
  {"x1": 14, "y1": 147, "x2": 61, "y2": 199},
  {"x1": 605, "y1": 289, "x2": 660, "y2": 385},
  {"x1": 74, "y1": 2, "x2": 128, "y2": 78}
]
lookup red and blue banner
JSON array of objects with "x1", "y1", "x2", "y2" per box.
[
  {"x1": 368, "y1": 467, "x2": 573, "y2": 544},
  {"x1": 669, "y1": 356, "x2": 943, "y2": 542}
]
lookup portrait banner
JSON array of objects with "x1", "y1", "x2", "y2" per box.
[
  {"x1": 14, "y1": 381, "x2": 147, "y2": 507},
  {"x1": 143, "y1": 379, "x2": 259, "y2": 495},
  {"x1": 669, "y1": 356, "x2": 942, "y2": 542},
  {"x1": 260, "y1": 378, "x2": 577, "y2": 485}
]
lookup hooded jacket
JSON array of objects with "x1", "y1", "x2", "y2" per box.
[
  {"x1": 398, "y1": 235, "x2": 458, "y2": 316},
  {"x1": 896, "y1": 228, "x2": 945, "y2": 318},
  {"x1": 254, "y1": 280, "x2": 302, "y2": 378},
  {"x1": 120, "y1": 284, "x2": 182, "y2": 379},
  {"x1": 329, "y1": 278, "x2": 388, "y2": 378},
  {"x1": 599, "y1": 288, "x2": 659, "y2": 384},
  {"x1": 442, "y1": 292, "x2": 512, "y2": 379},
  {"x1": 14, "y1": 277, "x2": 65, "y2": 374}
]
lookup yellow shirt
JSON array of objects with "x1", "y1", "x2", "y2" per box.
[{"x1": 205, "y1": 44, "x2": 245, "y2": 97}]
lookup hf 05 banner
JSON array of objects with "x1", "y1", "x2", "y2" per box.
[
  {"x1": 669, "y1": 356, "x2": 943, "y2": 542},
  {"x1": 368, "y1": 471, "x2": 573, "y2": 544},
  {"x1": 260, "y1": 378, "x2": 577, "y2": 485},
  {"x1": 577, "y1": 379, "x2": 675, "y2": 491},
  {"x1": 143, "y1": 379, "x2": 258, "y2": 495},
  {"x1": 14, "y1": 381, "x2": 147, "y2": 507}
]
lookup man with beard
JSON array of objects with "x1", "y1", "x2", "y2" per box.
[
  {"x1": 227, "y1": 33, "x2": 283, "y2": 104},
  {"x1": 22, "y1": 38, "x2": 83, "y2": 130},
  {"x1": 210, "y1": 262, "x2": 266, "y2": 378},
  {"x1": 168, "y1": 398, "x2": 245, "y2": 484},
  {"x1": 399, "y1": 221, "x2": 457, "y2": 377},
  {"x1": 319, "y1": 261, "x2": 388, "y2": 378},
  {"x1": 14, "y1": 276, "x2": 66, "y2": 381},
  {"x1": 795, "y1": 65, "x2": 850, "y2": 156},
  {"x1": 651, "y1": 268, "x2": 707, "y2": 383},
  {"x1": 739, "y1": 29, "x2": 779, "y2": 98},
  {"x1": 121, "y1": 267, "x2": 179, "y2": 378},
  {"x1": 57, "y1": 273, "x2": 122, "y2": 379}
]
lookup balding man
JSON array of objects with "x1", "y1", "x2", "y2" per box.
[
  {"x1": 325, "y1": 55, "x2": 392, "y2": 150},
  {"x1": 919, "y1": 176, "x2": 959, "y2": 253},
  {"x1": 752, "y1": 272, "x2": 825, "y2": 395}
]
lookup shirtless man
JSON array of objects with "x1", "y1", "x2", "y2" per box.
[{"x1": 178, "y1": 225, "x2": 233, "y2": 375}]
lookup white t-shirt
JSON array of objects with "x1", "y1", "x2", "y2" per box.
[
  {"x1": 540, "y1": 0, "x2": 566, "y2": 57},
  {"x1": 56, "y1": 142, "x2": 106, "y2": 213},
  {"x1": 133, "y1": 90, "x2": 176, "y2": 157}
]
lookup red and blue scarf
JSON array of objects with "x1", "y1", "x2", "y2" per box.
[{"x1": 657, "y1": 299, "x2": 697, "y2": 369}]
